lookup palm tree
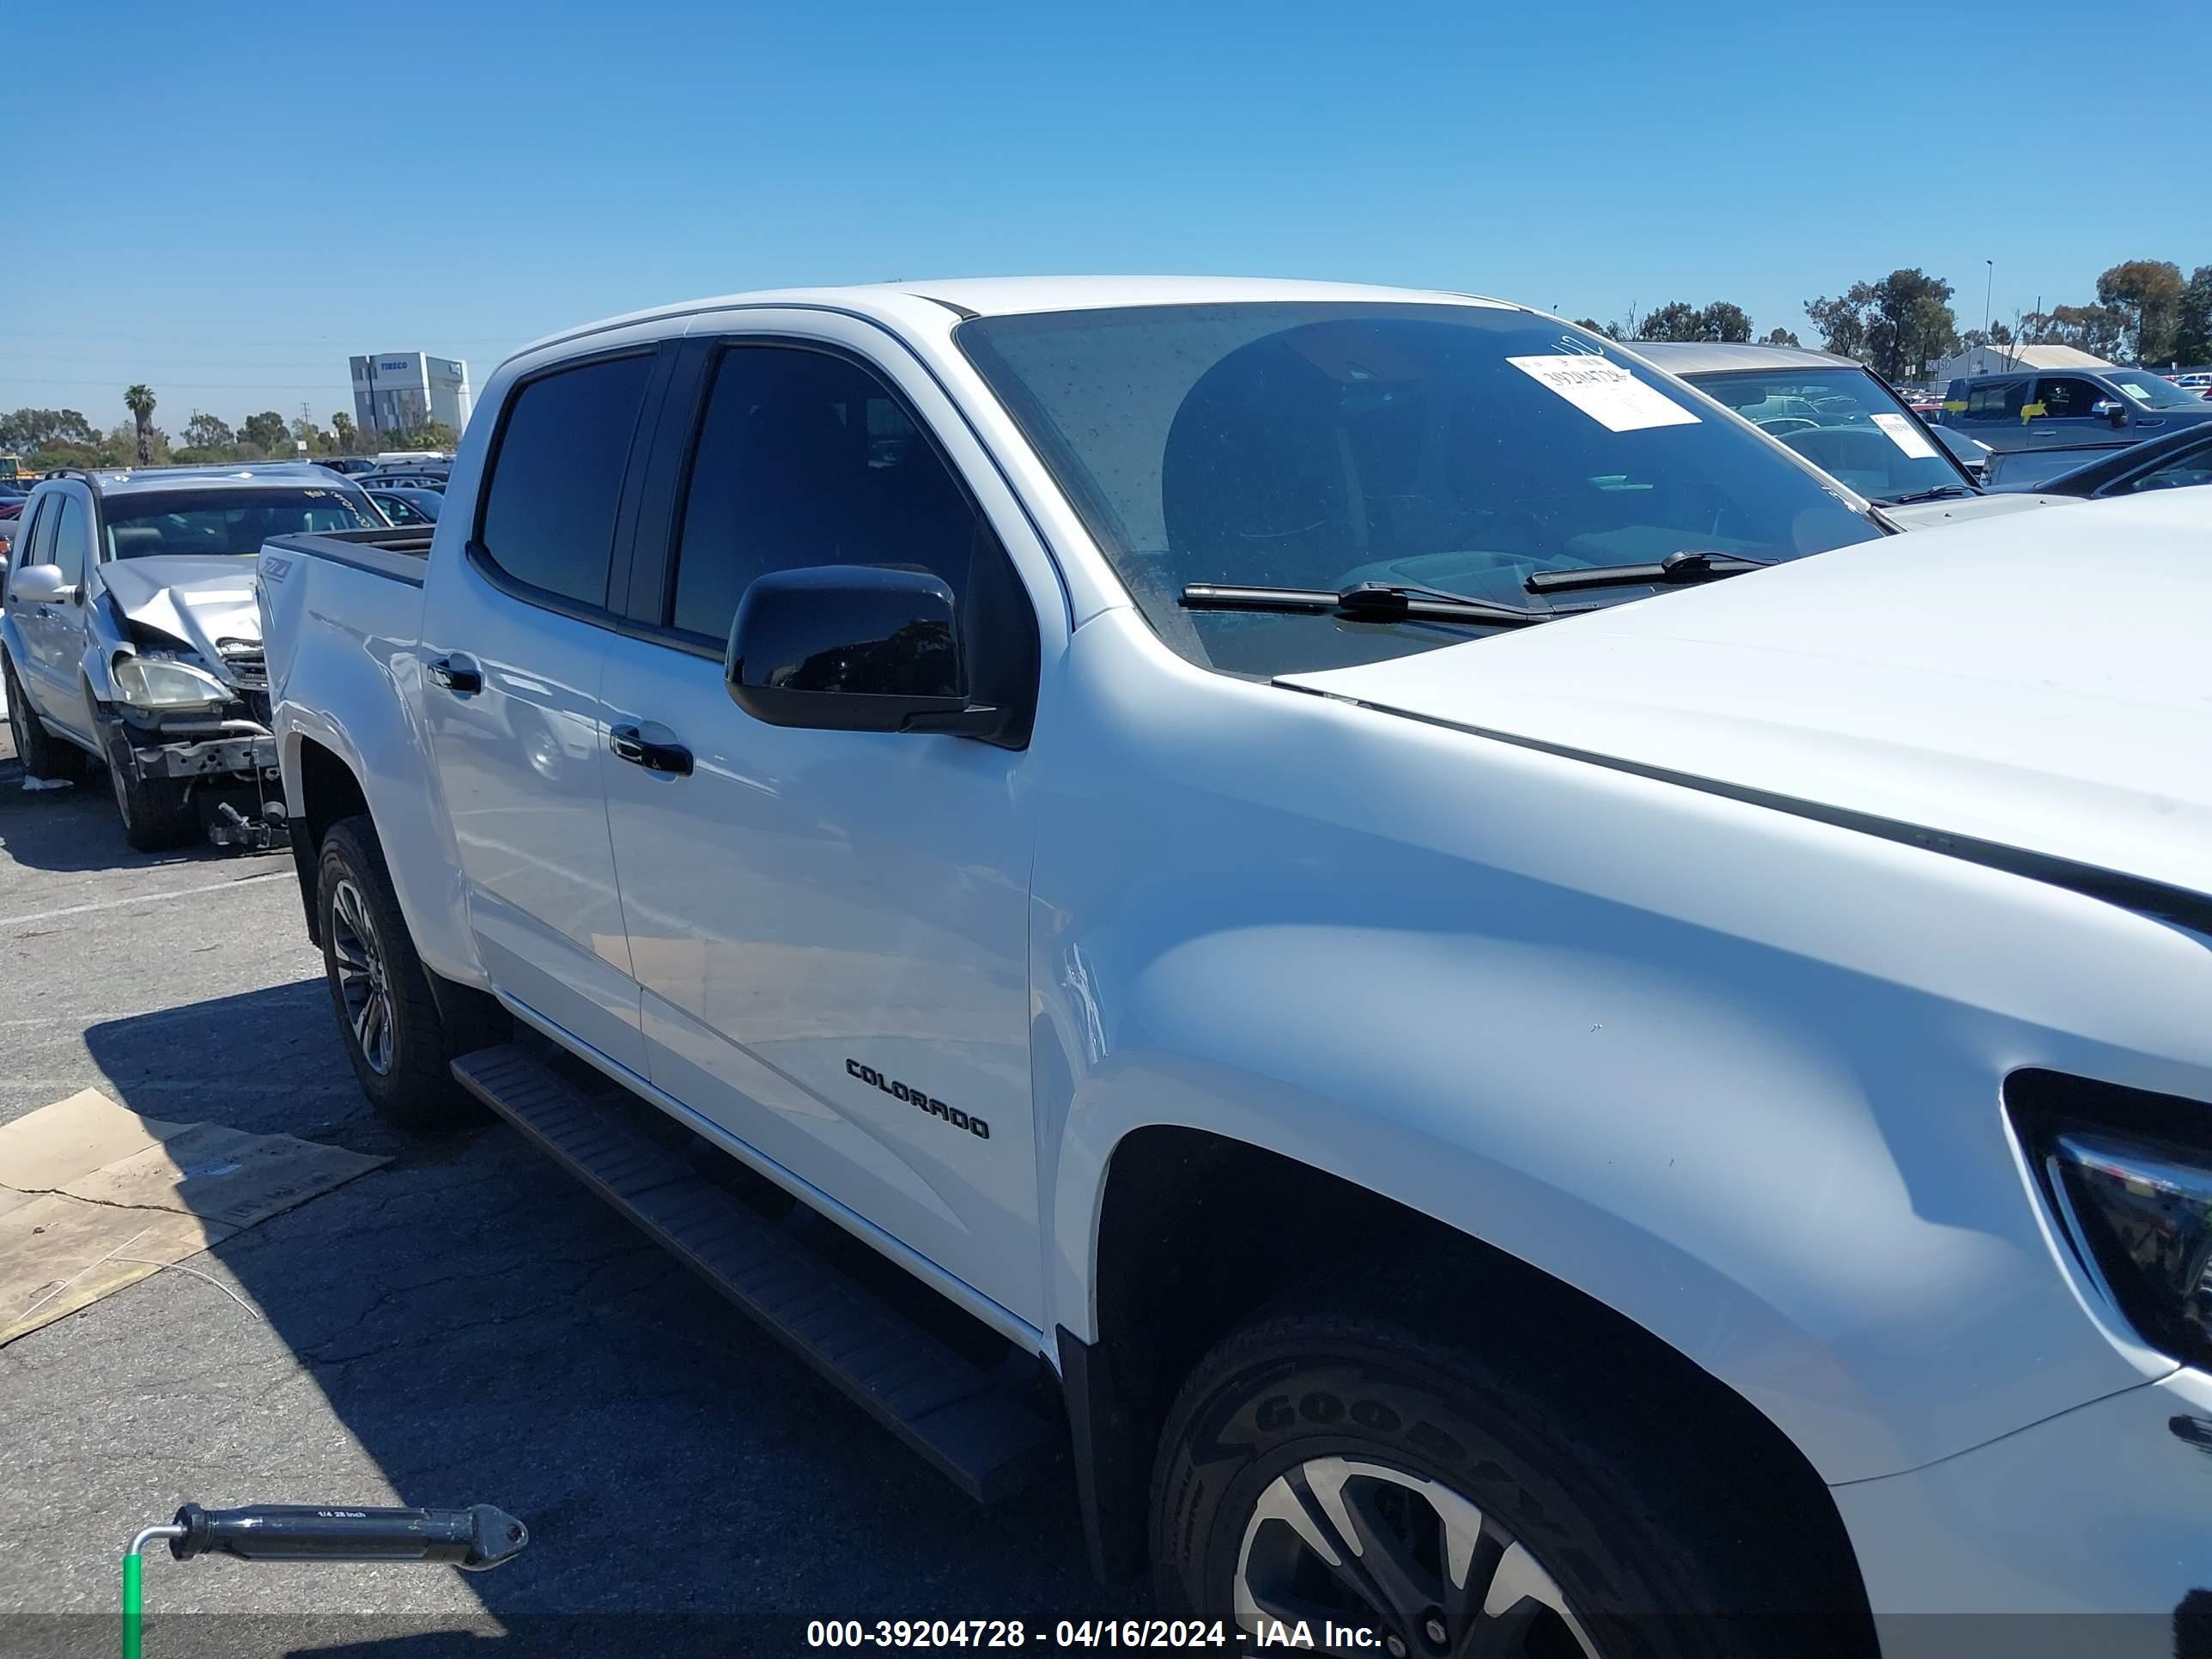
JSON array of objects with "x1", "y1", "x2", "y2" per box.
[{"x1": 124, "y1": 385, "x2": 156, "y2": 466}]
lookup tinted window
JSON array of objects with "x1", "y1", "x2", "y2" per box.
[
  {"x1": 2118, "y1": 441, "x2": 2212, "y2": 495},
  {"x1": 479, "y1": 353, "x2": 653, "y2": 608},
  {"x1": 668, "y1": 347, "x2": 979, "y2": 641},
  {"x1": 2033, "y1": 378, "x2": 2101, "y2": 418},
  {"x1": 1966, "y1": 380, "x2": 2027, "y2": 420},
  {"x1": 53, "y1": 495, "x2": 90, "y2": 586},
  {"x1": 101, "y1": 488, "x2": 378, "y2": 557}
]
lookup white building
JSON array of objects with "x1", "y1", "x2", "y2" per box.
[
  {"x1": 1931, "y1": 342, "x2": 2111, "y2": 384},
  {"x1": 349, "y1": 352, "x2": 472, "y2": 438}
]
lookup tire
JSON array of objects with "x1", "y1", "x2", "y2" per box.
[
  {"x1": 3, "y1": 653, "x2": 89, "y2": 781},
  {"x1": 105, "y1": 730, "x2": 200, "y2": 851},
  {"x1": 1151, "y1": 1299, "x2": 1866, "y2": 1659},
  {"x1": 318, "y1": 814, "x2": 501, "y2": 1129}
]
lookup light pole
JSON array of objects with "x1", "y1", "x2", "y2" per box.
[{"x1": 1984, "y1": 259, "x2": 1994, "y2": 340}]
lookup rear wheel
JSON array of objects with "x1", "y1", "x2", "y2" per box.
[
  {"x1": 319, "y1": 814, "x2": 504, "y2": 1129},
  {"x1": 106, "y1": 731, "x2": 199, "y2": 851},
  {"x1": 4, "y1": 653, "x2": 89, "y2": 781},
  {"x1": 1152, "y1": 1301, "x2": 1861, "y2": 1659}
]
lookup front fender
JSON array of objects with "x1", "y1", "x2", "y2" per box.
[{"x1": 1034, "y1": 611, "x2": 2212, "y2": 1487}]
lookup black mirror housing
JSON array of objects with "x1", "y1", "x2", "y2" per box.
[{"x1": 726, "y1": 564, "x2": 1002, "y2": 738}]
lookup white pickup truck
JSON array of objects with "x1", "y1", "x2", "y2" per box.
[{"x1": 258, "y1": 277, "x2": 2212, "y2": 1656}]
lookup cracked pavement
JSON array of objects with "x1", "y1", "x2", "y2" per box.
[{"x1": 0, "y1": 727, "x2": 1139, "y2": 1655}]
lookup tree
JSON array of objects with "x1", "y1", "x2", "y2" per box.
[
  {"x1": 0, "y1": 408, "x2": 99, "y2": 451},
  {"x1": 1804, "y1": 287, "x2": 1874, "y2": 360},
  {"x1": 1570, "y1": 318, "x2": 1621, "y2": 340},
  {"x1": 123, "y1": 385, "x2": 157, "y2": 465},
  {"x1": 182, "y1": 411, "x2": 234, "y2": 452},
  {"x1": 1802, "y1": 270, "x2": 1957, "y2": 380},
  {"x1": 331, "y1": 411, "x2": 361, "y2": 454},
  {"x1": 1760, "y1": 326, "x2": 1801, "y2": 348},
  {"x1": 240, "y1": 410, "x2": 290, "y2": 453},
  {"x1": 1634, "y1": 300, "x2": 1755, "y2": 343},
  {"x1": 2095, "y1": 259, "x2": 2185, "y2": 364},
  {"x1": 2176, "y1": 266, "x2": 2212, "y2": 368}
]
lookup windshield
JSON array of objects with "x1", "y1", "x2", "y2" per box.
[
  {"x1": 1681, "y1": 367, "x2": 1972, "y2": 504},
  {"x1": 2106, "y1": 370, "x2": 2205, "y2": 410},
  {"x1": 101, "y1": 486, "x2": 378, "y2": 557},
  {"x1": 958, "y1": 303, "x2": 1880, "y2": 676}
]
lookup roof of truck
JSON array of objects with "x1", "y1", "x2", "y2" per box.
[
  {"x1": 510, "y1": 276, "x2": 1528, "y2": 362},
  {"x1": 1627, "y1": 341, "x2": 1858, "y2": 375},
  {"x1": 32, "y1": 463, "x2": 366, "y2": 499}
]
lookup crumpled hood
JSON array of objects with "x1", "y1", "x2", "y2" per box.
[
  {"x1": 98, "y1": 556, "x2": 261, "y2": 681},
  {"x1": 1282, "y1": 488, "x2": 2212, "y2": 903}
]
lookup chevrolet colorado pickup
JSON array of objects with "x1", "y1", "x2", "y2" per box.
[{"x1": 258, "y1": 277, "x2": 2212, "y2": 1657}]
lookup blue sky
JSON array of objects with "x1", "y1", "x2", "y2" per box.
[{"x1": 8, "y1": 0, "x2": 2207, "y2": 431}]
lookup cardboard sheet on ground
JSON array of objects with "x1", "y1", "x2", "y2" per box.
[{"x1": 0, "y1": 1088, "x2": 387, "y2": 1346}]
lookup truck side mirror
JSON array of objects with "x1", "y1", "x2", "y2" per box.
[
  {"x1": 8, "y1": 563, "x2": 73, "y2": 605},
  {"x1": 725, "y1": 563, "x2": 1003, "y2": 738},
  {"x1": 2093, "y1": 399, "x2": 2128, "y2": 427}
]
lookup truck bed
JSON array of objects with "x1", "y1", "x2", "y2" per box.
[{"x1": 264, "y1": 526, "x2": 435, "y2": 586}]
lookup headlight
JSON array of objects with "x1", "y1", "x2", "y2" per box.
[
  {"x1": 2012, "y1": 1070, "x2": 2212, "y2": 1370},
  {"x1": 2049, "y1": 1133, "x2": 2212, "y2": 1369},
  {"x1": 113, "y1": 653, "x2": 233, "y2": 710}
]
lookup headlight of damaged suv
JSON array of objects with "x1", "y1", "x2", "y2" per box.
[
  {"x1": 112, "y1": 653, "x2": 232, "y2": 711},
  {"x1": 2012, "y1": 1067, "x2": 2212, "y2": 1371}
]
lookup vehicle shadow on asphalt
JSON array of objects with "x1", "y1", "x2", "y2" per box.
[
  {"x1": 75, "y1": 983, "x2": 1143, "y2": 1657},
  {"x1": 0, "y1": 753, "x2": 255, "y2": 878}
]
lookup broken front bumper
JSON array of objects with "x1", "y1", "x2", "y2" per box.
[{"x1": 123, "y1": 732, "x2": 278, "y2": 781}]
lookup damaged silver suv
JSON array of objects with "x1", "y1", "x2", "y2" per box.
[{"x1": 1, "y1": 465, "x2": 380, "y2": 849}]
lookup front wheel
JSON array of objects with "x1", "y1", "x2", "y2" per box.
[
  {"x1": 319, "y1": 814, "x2": 501, "y2": 1129},
  {"x1": 1152, "y1": 1304, "x2": 1833, "y2": 1659},
  {"x1": 4, "y1": 653, "x2": 89, "y2": 781},
  {"x1": 106, "y1": 731, "x2": 199, "y2": 851}
]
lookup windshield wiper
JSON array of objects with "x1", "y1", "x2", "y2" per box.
[
  {"x1": 1524, "y1": 549, "x2": 1769, "y2": 596},
  {"x1": 1882, "y1": 485, "x2": 1979, "y2": 505},
  {"x1": 1180, "y1": 580, "x2": 1555, "y2": 629}
]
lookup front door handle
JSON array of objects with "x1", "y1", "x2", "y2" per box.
[
  {"x1": 425, "y1": 655, "x2": 482, "y2": 695},
  {"x1": 610, "y1": 723, "x2": 692, "y2": 776}
]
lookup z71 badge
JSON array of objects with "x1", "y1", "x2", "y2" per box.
[{"x1": 846, "y1": 1059, "x2": 991, "y2": 1139}]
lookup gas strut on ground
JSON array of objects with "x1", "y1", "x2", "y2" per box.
[{"x1": 120, "y1": 1501, "x2": 528, "y2": 1659}]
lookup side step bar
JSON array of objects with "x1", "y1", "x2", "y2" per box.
[{"x1": 451, "y1": 1044, "x2": 1060, "y2": 1503}]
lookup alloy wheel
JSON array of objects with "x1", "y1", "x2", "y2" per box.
[
  {"x1": 329, "y1": 877, "x2": 396, "y2": 1075},
  {"x1": 1233, "y1": 1456, "x2": 1600, "y2": 1658}
]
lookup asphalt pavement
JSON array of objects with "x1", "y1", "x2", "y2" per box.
[{"x1": 0, "y1": 724, "x2": 1139, "y2": 1657}]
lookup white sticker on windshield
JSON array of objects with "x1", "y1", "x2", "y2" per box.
[
  {"x1": 1507, "y1": 356, "x2": 1699, "y2": 433},
  {"x1": 1869, "y1": 411, "x2": 1939, "y2": 459}
]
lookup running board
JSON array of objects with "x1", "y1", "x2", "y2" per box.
[{"x1": 450, "y1": 1043, "x2": 1060, "y2": 1503}]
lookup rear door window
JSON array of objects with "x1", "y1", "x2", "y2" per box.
[
  {"x1": 477, "y1": 352, "x2": 654, "y2": 610},
  {"x1": 1966, "y1": 380, "x2": 2027, "y2": 422}
]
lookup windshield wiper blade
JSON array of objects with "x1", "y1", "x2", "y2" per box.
[
  {"x1": 1882, "y1": 485, "x2": 1978, "y2": 505},
  {"x1": 1524, "y1": 549, "x2": 1769, "y2": 596},
  {"x1": 1180, "y1": 580, "x2": 1554, "y2": 628}
]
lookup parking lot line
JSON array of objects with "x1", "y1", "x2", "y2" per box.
[{"x1": 0, "y1": 872, "x2": 286, "y2": 929}]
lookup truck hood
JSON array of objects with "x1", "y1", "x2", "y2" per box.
[
  {"x1": 1282, "y1": 488, "x2": 2212, "y2": 907},
  {"x1": 98, "y1": 556, "x2": 262, "y2": 678}
]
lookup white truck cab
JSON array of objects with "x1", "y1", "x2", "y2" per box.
[{"x1": 257, "y1": 278, "x2": 2212, "y2": 1656}]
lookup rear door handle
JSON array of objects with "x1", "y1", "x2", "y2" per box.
[
  {"x1": 610, "y1": 723, "x2": 692, "y2": 776},
  {"x1": 425, "y1": 655, "x2": 482, "y2": 695}
]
